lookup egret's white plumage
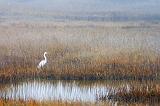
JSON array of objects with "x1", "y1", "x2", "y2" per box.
[{"x1": 37, "y1": 52, "x2": 47, "y2": 69}]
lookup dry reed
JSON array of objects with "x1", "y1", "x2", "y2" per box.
[{"x1": 0, "y1": 21, "x2": 160, "y2": 82}]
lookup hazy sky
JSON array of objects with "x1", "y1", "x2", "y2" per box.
[
  {"x1": 0, "y1": 0, "x2": 160, "y2": 21},
  {"x1": 0, "y1": 0, "x2": 159, "y2": 12}
]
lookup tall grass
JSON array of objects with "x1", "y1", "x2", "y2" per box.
[
  {"x1": 0, "y1": 21, "x2": 160, "y2": 82},
  {"x1": 98, "y1": 84, "x2": 160, "y2": 103}
]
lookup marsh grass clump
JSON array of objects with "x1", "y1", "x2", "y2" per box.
[
  {"x1": 0, "y1": 99, "x2": 95, "y2": 106},
  {"x1": 98, "y1": 84, "x2": 160, "y2": 103}
]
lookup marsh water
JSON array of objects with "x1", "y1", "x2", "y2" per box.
[
  {"x1": 0, "y1": 79, "x2": 159, "y2": 105},
  {"x1": 0, "y1": 80, "x2": 108, "y2": 102}
]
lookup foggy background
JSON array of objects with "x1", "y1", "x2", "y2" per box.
[{"x1": 0, "y1": 0, "x2": 160, "y2": 21}]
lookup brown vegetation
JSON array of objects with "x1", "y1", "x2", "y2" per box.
[
  {"x1": 98, "y1": 84, "x2": 160, "y2": 103},
  {"x1": 0, "y1": 99, "x2": 95, "y2": 106},
  {"x1": 0, "y1": 21, "x2": 160, "y2": 82}
]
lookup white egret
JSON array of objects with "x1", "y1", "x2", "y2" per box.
[{"x1": 37, "y1": 52, "x2": 47, "y2": 69}]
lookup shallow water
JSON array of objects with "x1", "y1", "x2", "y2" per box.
[
  {"x1": 0, "y1": 80, "x2": 159, "y2": 105},
  {"x1": 0, "y1": 80, "x2": 109, "y2": 102}
]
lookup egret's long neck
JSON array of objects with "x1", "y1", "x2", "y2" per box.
[{"x1": 44, "y1": 54, "x2": 47, "y2": 61}]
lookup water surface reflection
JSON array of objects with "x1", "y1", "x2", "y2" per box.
[
  {"x1": 0, "y1": 80, "x2": 111, "y2": 102},
  {"x1": 0, "y1": 79, "x2": 159, "y2": 105}
]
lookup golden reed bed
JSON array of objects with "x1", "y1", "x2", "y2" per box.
[
  {"x1": 0, "y1": 21, "x2": 160, "y2": 82},
  {"x1": 0, "y1": 99, "x2": 97, "y2": 106}
]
